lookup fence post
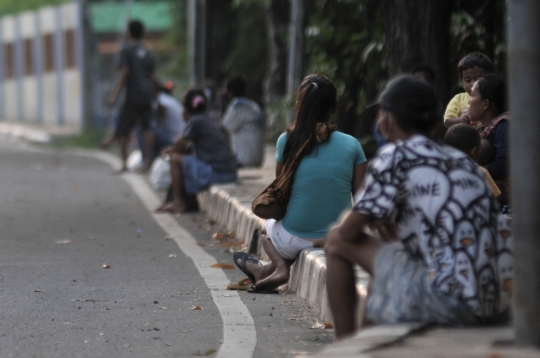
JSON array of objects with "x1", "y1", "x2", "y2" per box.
[
  {"x1": 285, "y1": 0, "x2": 304, "y2": 127},
  {"x1": 507, "y1": 0, "x2": 540, "y2": 347}
]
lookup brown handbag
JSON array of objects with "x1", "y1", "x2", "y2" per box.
[
  {"x1": 251, "y1": 158, "x2": 298, "y2": 220},
  {"x1": 251, "y1": 122, "x2": 336, "y2": 220}
]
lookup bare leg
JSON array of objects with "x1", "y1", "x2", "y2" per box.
[
  {"x1": 101, "y1": 134, "x2": 114, "y2": 149},
  {"x1": 324, "y1": 227, "x2": 382, "y2": 339},
  {"x1": 139, "y1": 129, "x2": 154, "y2": 173},
  {"x1": 240, "y1": 232, "x2": 277, "y2": 283},
  {"x1": 117, "y1": 137, "x2": 129, "y2": 172},
  {"x1": 155, "y1": 153, "x2": 185, "y2": 214},
  {"x1": 249, "y1": 235, "x2": 294, "y2": 291}
]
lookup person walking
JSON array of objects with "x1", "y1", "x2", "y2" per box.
[{"x1": 108, "y1": 20, "x2": 155, "y2": 173}]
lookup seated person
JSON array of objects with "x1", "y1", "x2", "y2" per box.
[
  {"x1": 325, "y1": 76, "x2": 513, "y2": 339},
  {"x1": 444, "y1": 52, "x2": 492, "y2": 129},
  {"x1": 221, "y1": 76, "x2": 265, "y2": 167},
  {"x1": 136, "y1": 81, "x2": 186, "y2": 163},
  {"x1": 445, "y1": 124, "x2": 501, "y2": 198},
  {"x1": 233, "y1": 74, "x2": 367, "y2": 293},
  {"x1": 468, "y1": 74, "x2": 510, "y2": 206},
  {"x1": 156, "y1": 88, "x2": 237, "y2": 214}
]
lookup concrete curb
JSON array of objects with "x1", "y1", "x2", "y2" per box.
[
  {"x1": 198, "y1": 183, "x2": 370, "y2": 324},
  {"x1": 308, "y1": 323, "x2": 428, "y2": 357}
]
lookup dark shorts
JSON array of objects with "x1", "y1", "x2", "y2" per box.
[{"x1": 114, "y1": 102, "x2": 152, "y2": 139}]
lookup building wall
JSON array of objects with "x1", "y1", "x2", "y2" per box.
[{"x1": 0, "y1": 1, "x2": 84, "y2": 131}]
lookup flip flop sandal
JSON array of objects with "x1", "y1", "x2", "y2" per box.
[
  {"x1": 247, "y1": 287, "x2": 280, "y2": 294},
  {"x1": 233, "y1": 252, "x2": 261, "y2": 285}
]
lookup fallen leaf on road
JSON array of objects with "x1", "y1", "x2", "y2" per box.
[
  {"x1": 55, "y1": 239, "x2": 73, "y2": 244},
  {"x1": 323, "y1": 321, "x2": 334, "y2": 329},
  {"x1": 71, "y1": 185, "x2": 79, "y2": 192},
  {"x1": 102, "y1": 263, "x2": 111, "y2": 269},
  {"x1": 34, "y1": 289, "x2": 44, "y2": 293},
  {"x1": 191, "y1": 305, "x2": 202, "y2": 310},
  {"x1": 196, "y1": 242, "x2": 206, "y2": 247},
  {"x1": 212, "y1": 232, "x2": 224, "y2": 240},
  {"x1": 311, "y1": 320, "x2": 333, "y2": 329},
  {"x1": 168, "y1": 254, "x2": 177, "y2": 258},
  {"x1": 226, "y1": 278, "x2": 251, "y2": 290},
  {"x1": 210, "y1": 263, "x2": 234, "y2": 269},
  {"x1": 218, "y1": 242, "x2": 237, "y2": 247}
]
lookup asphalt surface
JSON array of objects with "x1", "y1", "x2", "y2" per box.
[{"x1": 0, "y1": 139, "x2": 332, "y2": 357}]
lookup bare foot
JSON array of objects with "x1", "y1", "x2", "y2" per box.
[
  {"x1": 113, "y1": 167, "x2": 128, "y2": 175},
  {"x1": 137, "y1": 164, "x2": 152, "y2": 174},
  {"x1": 253, "y1": 271, "x2": 288, "y2": 292},
  {"x1": 244, "y1": 260, "x2": 274, "y2": 285},
  {"x1": 154, "y1": 203, "x2": 185, "y2": 214}
]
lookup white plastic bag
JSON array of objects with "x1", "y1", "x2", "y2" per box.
[
  {"x1": 150, "y1": 156, "x2": 171, "y2": 191},
  {"x1": 126, "y1": 150, "x2": 143, "y2": 171}
]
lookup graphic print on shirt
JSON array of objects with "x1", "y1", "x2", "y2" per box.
[{"x1": 354, "y1": 136, "x2": 513, "y2": 319}]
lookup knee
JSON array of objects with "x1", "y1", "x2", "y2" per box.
[{"x1": 324, "y1": 226, "x2": 344, "y2": 257}]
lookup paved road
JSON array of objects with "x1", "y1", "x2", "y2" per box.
[{"x1": 0, "y1": 138, "x2": 332, "y2": 357}]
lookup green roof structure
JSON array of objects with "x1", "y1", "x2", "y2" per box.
[{"x1": 90, "y1": 1, "x2": 173, "y2": 34}]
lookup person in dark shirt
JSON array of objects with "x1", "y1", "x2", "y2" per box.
[
  {"x1": 155, "y1": 88, "x2": 237, "y2": 214},
  {"x1": 108, "y1": 20, "x2": 155, "y2": 173},
  {"x1": 468, "y1": 74, "x2": 510, "y2": 205}
]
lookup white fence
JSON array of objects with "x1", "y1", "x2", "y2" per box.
[{"x1": 0, "y1": 1, "x2": 86, "y2": 131}]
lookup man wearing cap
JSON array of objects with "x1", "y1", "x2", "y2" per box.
[{"x1": 324, "y1": 76, "x2": 513, "y2": 338}]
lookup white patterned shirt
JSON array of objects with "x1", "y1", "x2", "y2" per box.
[{"x1": 354, "y1": 135, "x2": 513, "y2": 320}]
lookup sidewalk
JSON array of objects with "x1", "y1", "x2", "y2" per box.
[
  {"x1": 5, "y1": 124, "x2": 537, "y2": 357},
  {"x1": 196, "y1": 145, "x2": 538, "y2": 358}
]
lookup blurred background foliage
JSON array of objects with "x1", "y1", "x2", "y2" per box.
[{"x1": 0, "y1": 0, "x2": 506, "y2": 145}]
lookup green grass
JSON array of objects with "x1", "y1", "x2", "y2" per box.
[{"x1": 50, "y1": 129, "x2": 109, "y2": 149}]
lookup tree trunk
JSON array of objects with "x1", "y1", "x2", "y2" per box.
[
  {"x1": 263, "y1": 0, "x2": 289, "y2": 139},
  {"x1": 380, "y1": 0, "x2": 455, "y2": 104}
]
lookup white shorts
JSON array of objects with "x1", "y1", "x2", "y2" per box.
[{"x1": 263, "y1": 219, "x2": 315, "y2": 260}]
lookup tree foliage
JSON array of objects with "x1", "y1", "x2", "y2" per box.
[
  {"x1": 0, "y1": 0, "x2": 69, "y2": 17},
  {"x1": 305, "y1": 0, "x2": 387, "y2": 136}
]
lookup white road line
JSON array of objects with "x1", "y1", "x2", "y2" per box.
[{"x1": 77, "y1": 150, "x2": 257, "y2": 358}]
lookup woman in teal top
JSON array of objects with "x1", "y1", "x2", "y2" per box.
[{"x1": 234, "y1": 74, "x2": 367, "y2": 293}]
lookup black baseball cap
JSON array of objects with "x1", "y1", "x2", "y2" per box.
[{"x1": 377, "y1": 75, "x2": 440, "y2": 119}]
